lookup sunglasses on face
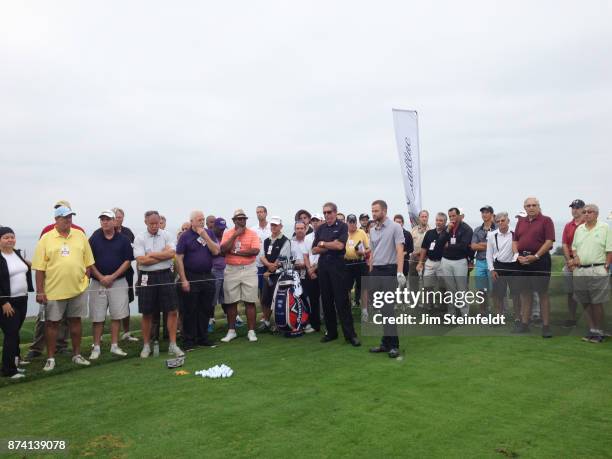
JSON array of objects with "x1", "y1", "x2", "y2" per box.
[{"x1": 323, "y1": 210, "x2": 333, "y2": 215}]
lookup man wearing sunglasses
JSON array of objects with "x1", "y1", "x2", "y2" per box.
[
  {"x1": 312, "y1": 202, "x2": 360, "y2": 346},
  {"x1": 561, "y1": 199, "x2": 586, "y2": 328}
]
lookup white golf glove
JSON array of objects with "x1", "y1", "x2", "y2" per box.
[{"x1": 396, "y1": 272, "x2": 407, "y2": 288}]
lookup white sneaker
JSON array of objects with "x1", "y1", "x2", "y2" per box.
[
  {"x1": 247, "y1": 330, "x2": 258, "y2": 342},
  {"x1": 168, "y1": 343, "x2": 185, "y2": 357},
  {"x1": 140, "y1": 345, "x2": 151, "y2": 358},
  {"x1": 89, "y1": 346, "x2": 101, "y2": 360},
  {"x1": 221, "y1": 329, "x2": 237, "y2": 343},
  {"x1": 16, "y1": 368, "x2": 26, "y2": 374},
  {"x1": 304, "y1": 324, "x2": 315, "y2": 334},
  {"x1": 122, "y1": 332, "x2": 139, "y2": 342},
  {"x1": 72, "y1": 354, "x2": 91, "y2": 366},
  {"x1": 10, "y1": 373, "x2": 25, "y2": 380},
  {"x1": 110, "y1": 346, "x2": 127, "y2": 357},
  {"x1": 43, "y1": 358, "x2": 55, "y2": 372}
]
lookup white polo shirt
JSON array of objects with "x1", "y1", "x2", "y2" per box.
[
  {"x1": 486, "y1": 228, "x2": 517, "y2": 271},
  {"x1": 133, "y1": 229, "x2": 176, "y2": 272}
]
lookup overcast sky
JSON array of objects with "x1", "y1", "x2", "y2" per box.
[{"x1": 1, "y1": 0, "x2": 610, "y2": 239}]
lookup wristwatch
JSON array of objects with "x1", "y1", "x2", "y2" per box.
[{"x1": 534, "y1": 254, "x2": 540, "y2": 260}]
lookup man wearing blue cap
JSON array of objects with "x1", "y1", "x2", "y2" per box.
[{"x1": 32, "y1": 206, "x2": 95, "y2": 371}]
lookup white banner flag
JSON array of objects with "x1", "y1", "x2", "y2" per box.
[{"x1": 392, "y1": 109, "x2": 422, "y2": 227}]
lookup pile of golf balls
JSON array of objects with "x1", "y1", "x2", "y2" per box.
[{"x1": 195, "y1": 364, "x2": 234, "y2": 379}]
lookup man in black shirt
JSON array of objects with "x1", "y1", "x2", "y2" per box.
[
  {"x1": 417, "y1": 212, "x2": 448, "y2": 310},
  {"x1": 439, "y1": 207, "x2": 473, "y2": 316},
  {"x1": 112, "y1": 207, "x2": 139, "y2": 343},
  {"x1": 312, "y1": 202, "x2": 360, "y2": 346},
  {"x1": 393, "y1": 214, "x2": 414, "y2": 276}
]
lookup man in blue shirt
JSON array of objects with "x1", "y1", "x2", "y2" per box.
[{"x1": 88, "y1": 210, "x2": 134, "y2": 360}]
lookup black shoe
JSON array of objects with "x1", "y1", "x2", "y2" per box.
[
  {"x1": 388, "y1": 348, "x2": 400, "y2": 359},
  {"x1": 369, "y1": 346, "x2": 389, "y2": 353},
  {"x1": 26, "y1": 350, "x2": 41, "y2": 360},
  {"x1": 511, "y1": 322, "x2": 530, "y2": 334},
  {"x1": 542, "y1": 325, "x2": 552, "y2": 338},
  {"x1": 348, "y1": 337, "x2": 361, "y2": 347},
  {"x1": 320, "y1": 335, "x2": 338, "y2": 343},
  {"x1": 197, "y1": 340, "x2": 216, "y2": 347}
]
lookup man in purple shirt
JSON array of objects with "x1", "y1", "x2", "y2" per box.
[
  {"x1": 512, "y1": 197, "x2": 555, "y2": 337},
  {"x1": 175, "y1": 210, "x2": 220, "y2": 350}
]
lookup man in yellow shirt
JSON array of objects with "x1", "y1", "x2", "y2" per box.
[
  {"x1": 344, "y1": 214, "x2": 370, "y2": 318},
  {"x1": 32, "y1": 206, "x2": 95, "y2": 371},
  {"x1": 570, "y1": 203, "x2": 612, "y2": 343}
]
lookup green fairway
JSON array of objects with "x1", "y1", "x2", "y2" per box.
[
  {"x1": 2, "y1": 321, "x2": 612, "y2": 458},
  {"x1": 2, "y1": 257, "x2": 611, "y2": 458}
]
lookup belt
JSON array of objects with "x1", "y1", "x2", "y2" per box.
[
  {"x1": 141, "y1": 268, "x2": 171, "y2": 274},
  {"x1": 579, "y1": 263, "x2": 605, "y2": 268}
]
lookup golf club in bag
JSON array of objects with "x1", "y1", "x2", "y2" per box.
[{"x1": 271, "y1": 256, "x2": 311, "y2": 337}]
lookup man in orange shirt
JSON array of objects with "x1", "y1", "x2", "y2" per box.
[{"x1": 219, "y1": 209, "x2": 261, "y2": 343}]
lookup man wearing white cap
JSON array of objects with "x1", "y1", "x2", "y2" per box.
[
  {"x1": 87, "y1": 210, "x2": 134, "y2": 359},
  {"x1": 258, "y1": 217, "x2": 291, "y2": 332},
  {"x1": 32, "y1": 206, "x2": 95, "y2": 371},
  {"x1": 220, "y1": 209, "x2": 261, "y2": 342}
]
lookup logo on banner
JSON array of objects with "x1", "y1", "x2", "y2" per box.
[{"x1": 402, "y1": 136, "x2": 415, "y2": 206}]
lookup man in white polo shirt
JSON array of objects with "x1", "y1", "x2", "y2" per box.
[
  {"x1": 133, "y1": 210, "x2": 183, "y2": 358},
  {"x1": 251, "y1": 205, "x2": 271, "y2": 299}
]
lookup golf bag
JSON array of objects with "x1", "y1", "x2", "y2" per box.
[{"x1": 272, "y1": 257, "x2": 311, "y2": 337}]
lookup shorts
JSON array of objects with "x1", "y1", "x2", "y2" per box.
[
  {"x1": 492, "y1": 261, "x2": 518, "y2": 299},
  {"x1": 136, "y1": 269, "x2": 178, "y2": 315},
  {"x1": 516, "y1": 253, "x2": 551, "y2": 294},
  {"x1": 423, "y1": 259, "x2": 443, "y2": 288},
  {"x1": 224, "y1": 263, "x2": 258, "y2": 304},
  {"x1": 46, "y1": 290, "x2": 88, "y2": 321},
  {"x1": 573, "y1": 265, "x2": 610, "y2": 305},
  {"x1": 562, "y1": 265, "x2": 574, "y2": 294},
  {"x1": 474, "y1": 259, "x2": 491, "y2": 291},
  {"x1": 89, "y1": 278, "x2": 129, "y2": 322}
]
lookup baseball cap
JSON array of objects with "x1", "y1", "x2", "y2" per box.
[
  {"x1": 359, "y1": 213, "x2": 369, "y2": 220},
  {"x1": 347, "y1": 214, "x2": 357, "y2": 223},
  {"x1": 232, "y1": 209, "x2": 248, "y2": 219},
  {"x1": 98, "y1": 210, "x2": 115, "y2": 219},
  {"x1": 311, "y1": 213, "x2": 323, "y2": 221},
  {"x1": 54, "y1": 206, "x2": 76, "y2": 218},
  {"x1": 54, "y1": 200, "x2": 71, "y2": 209},
  {"x1": 569, "y1": 199, "x2": 585, "y2": 209},
  {"x1": 479, "y1": 205, "x2": 494, "y2": 213},
  {"x1": 214, "y1": 217, "x2": 227, "y2": 229},
  {"x1": 269, "y1": 216, "x2": 282, "y2": 225},
  {"x1": 515, "y1": 210, "x2": 527, "y2": 218}
]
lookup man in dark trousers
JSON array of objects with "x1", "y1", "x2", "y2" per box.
[
  {"x1": 312, "y1": 202, "x2": 360, "y2": 346},
  {"x1": 368, "y1": 200, "x2": 406, "y2": 358}
]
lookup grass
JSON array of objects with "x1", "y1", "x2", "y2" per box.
[{"x1": 2, "y1": 256, "x2": 612, "y2": 458}]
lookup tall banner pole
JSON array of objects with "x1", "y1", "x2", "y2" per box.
[{"x1": 392, "y1": 109, "x2": 422, "y2": 227}]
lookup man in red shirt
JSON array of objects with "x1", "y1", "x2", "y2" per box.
[
  {"x1": 512, "y1": 197, "x2": 555, "y2": 337},
  {"x1": 561, "y1": 199, "x2": 585, "y2": 327},
  {"x1": 39, "y1": 200, "x2": 85, "y2": 237},
  {"x1": 27, "y1": 200, "x2": 84, "y2": 360}
]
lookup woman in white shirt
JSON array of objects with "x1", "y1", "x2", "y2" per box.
[{"x1": 0, "y1": 227, "x2": 33, "y2": 379}]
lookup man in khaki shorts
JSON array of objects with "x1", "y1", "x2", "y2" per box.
[
  {"x1": 88, "y1": 210, "x2": 134, "y2": 359},
  {"x1": 570, "y1": 203, "x2": 612, "y2": 343},
  {"x1": 220, "y1": 209, "x2": 261, "y2": 343},
  {"x1": 32, "y1": 206, "x2": 95, "y2": 371}
]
